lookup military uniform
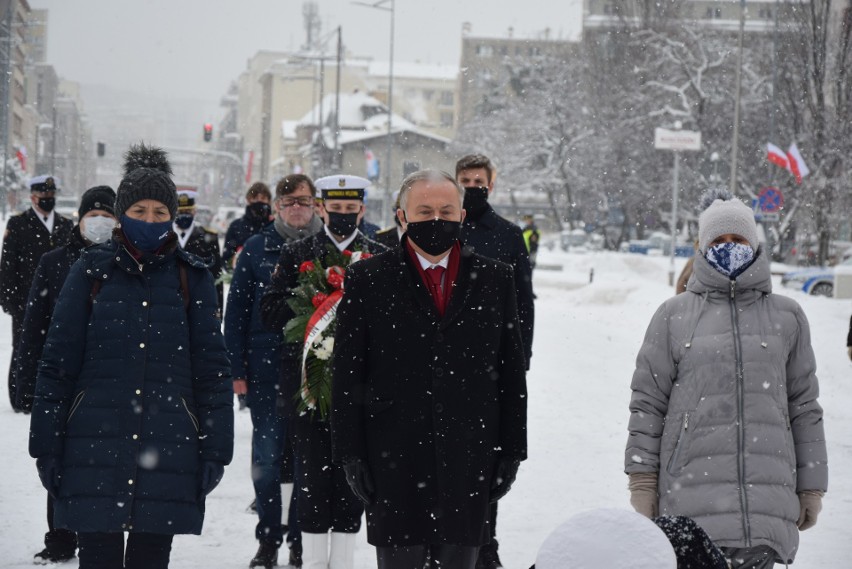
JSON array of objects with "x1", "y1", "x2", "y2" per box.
[
  {"x1": 175, "y1": 190, "x2": 224, "y2": 309},
  {"x1": 0, "y1": 178, "x2": 73, "y2": 411}
]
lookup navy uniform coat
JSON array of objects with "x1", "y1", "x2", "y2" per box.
[
  {"x1": 0, "y1": 208, "x2": 74, "y2": 318},
  {"x1": 222, "y1": 210, "x2": 268, "y2": 271},
  {"x1": 28, "y1": 237, "x2": 234, "y2": 535},
  {"x1": 180, "y1": 224, "x2": 223, "y2": 309},
  {"x1": 260, "y1": 230, "x2": 388, "y2": 419},
  {"x1": 461, "y1": 204, "x2": 534, "y2": 367},
  {"x1": 330, "y1": 238, "x2": 528, "y2": 547}
]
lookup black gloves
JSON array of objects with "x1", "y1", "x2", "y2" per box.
[
  {"x1": 200, "y1": 461, "x2": 225, "y2": 497},
  {"x1": 343, "y1": 459, "x2": 375, "y2": 505},
  {"x1": 36, "y1": 456, "x2": 61, "y2": 499},
  {"x1": 490, "y1": 457, "x2": 520, "y2": 503}
]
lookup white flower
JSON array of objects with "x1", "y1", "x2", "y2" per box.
[{"x1": 312, "y1": 334, "x2": 334, "y2": 360}]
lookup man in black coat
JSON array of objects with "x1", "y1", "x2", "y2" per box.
[
  {"x1": 331, "y1": 170, "x2": 527, "y2": 569},
  {"x1": 456, "y1": 154, "x2": 534, "y2": 569},
  {"x1": 174, "y1": 189, "x2": 224, "y2": 309},
  {"x1": 0, "y1": 175, "x2": 73, "y2": 411},
  {"x1": 223, "y1": 181, "x2": 273, "y2": 271},
  {"x1": 260, "y1": 174, "x2": 388, "y2": 569},
  {"x1": 15, "y1": 185, "x2": 116, "y2": 563},
  {"x1": 373, "y1": 190, "x2": 402, "y2": 249}
]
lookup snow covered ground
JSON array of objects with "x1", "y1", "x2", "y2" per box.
[{"x1": 1, "y1": 247, "x2": 850, "y2": 568}]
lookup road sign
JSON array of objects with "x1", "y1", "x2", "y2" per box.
[
  {"x1": 757, "y1": 187, "x2": 784, "y2": 213},
  {"x1": 754, "y1": 212, "x2": 779, "y2": 223},
  {"x1": 654, "y1": 128, "x2": 702, "y2": 151}
]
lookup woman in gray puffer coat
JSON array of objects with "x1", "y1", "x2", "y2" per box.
[{"x1": 625, "y1": 190, "x2": 827, "y2": 568}]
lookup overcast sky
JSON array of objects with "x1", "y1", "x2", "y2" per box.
[{"x1": 30, "y1": 0, "x2": 582, "y2": 104}]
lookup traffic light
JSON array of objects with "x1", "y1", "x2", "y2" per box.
[{"x1": 203, "y1": 123, "x2": 213, "y2": 142}]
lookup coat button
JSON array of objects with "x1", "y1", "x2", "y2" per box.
[
  {"x1": 135, "y1": 389, "x2": 141, "y2": 395},
  {"x1": 142, "y1": 301, "x2": 148, "y2": 307},
  {"x1": 434, "y1": 367, "x2": 444, "y2": 377},
  {"x1": 435, "y1": 403, "x2": 444, "y2": 413},
  {"x1": 132, "y1": 434, "x2": 138, "y2": 440},
  {"x1": 128, "y1": 479, "x2": 134, "y2": 485},
  {"x1": 139, "y1": 343, "x2": 145, "y2": 348}
]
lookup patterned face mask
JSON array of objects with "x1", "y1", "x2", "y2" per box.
[{"x1": 705, "y1": 242, "x2": 755, "y2": 278}]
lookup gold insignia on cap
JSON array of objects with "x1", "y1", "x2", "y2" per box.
[{"x1": 338, "y1": 178, "x2": 346, "y2": 187}]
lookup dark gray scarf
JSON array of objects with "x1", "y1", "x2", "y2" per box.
[{"x1": 274, "y1": 214, "x2": 323, "y2": 243}]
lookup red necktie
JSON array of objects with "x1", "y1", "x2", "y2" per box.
[{"x1": 425, "y1": 265, "x2": 445, "y2": 308}]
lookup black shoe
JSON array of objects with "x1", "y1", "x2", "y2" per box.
[
  {"x1": 33, "y1": 545, "x2": 75, "y2": 564},
  {"x1": 476, "y1": 539, "x2": 503, "y2": 569},
  {"x1": 288, "y1": 541, "x2": 302, "y2": 568},
  {"x1": 249, "y1": 542, "x2": 279, "y2": 569}
]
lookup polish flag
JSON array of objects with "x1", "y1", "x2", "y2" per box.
[
  {"x1": 767, "y1": 143, "x2": 788, "y2": 170},
  {"x1": 786, "y1": 143, "x2": 810, "y2": 184}
]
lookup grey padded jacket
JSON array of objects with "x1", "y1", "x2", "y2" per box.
[{"x1": 625, "y1": 249, "x2": 827, "y2": 563}]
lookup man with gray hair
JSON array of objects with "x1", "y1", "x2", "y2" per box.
[{"x1": 331, "y1": 169, "x2": 528, "y2": 569}]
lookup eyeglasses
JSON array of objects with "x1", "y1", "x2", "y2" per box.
[{"x1": 278, "y1": 197, "x2": 315, "y2": 207}]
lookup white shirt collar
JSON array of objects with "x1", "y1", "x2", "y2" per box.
[
  {"x1": 323, "y1": 224, "x2": 359, "y2": 251},
  {"x1": 32, "y1": 206, "x2": 54, "y2": 232},
  {"x1": 174, "y1": 220, "x2": 196, "y2": 248},
  {"x1": 414, "y1": 250, "x2": 450, "y2": 271}
]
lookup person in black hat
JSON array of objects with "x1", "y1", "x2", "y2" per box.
[
  {"x1": 28, "y1": 143, "x2": 234, "y2": 569},
  {"x1": 174, "y1": 189, "x2": 223, "y2": 309},
  {"x1": 0, "y1": 174, "x2": 73, "y2": 412},
  {"x1": 15, "y1": 185, "x2": 116, "y2": 563}
]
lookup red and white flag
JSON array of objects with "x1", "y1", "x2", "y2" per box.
[
  {"x1": 766, "y1": 143, "x2": 788, "y2": 170},
  {"x1": 786, "y1": 143, "x2": 810, "y2": 184}
]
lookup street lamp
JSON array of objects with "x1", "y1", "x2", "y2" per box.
[{"x1": 352, "y1": 0, "x2": 394, "y2": 225}]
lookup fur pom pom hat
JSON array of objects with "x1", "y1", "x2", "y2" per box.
[
  {"x1": 697, "y1": 188, "x2": 759, "y2": 253},
  {"x1": 114, "y1": 143, "x2": 178, "y2": 219}
]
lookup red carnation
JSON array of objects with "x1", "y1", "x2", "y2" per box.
[
  {"x1": 342, "y1": 250, "x2": 353, "y2": 257},
  {"x1": 311, "y1": 292, "x2": 329, "y2": 308},
  {"x1": 327, "y1": 272, "x2": 344, "y2": 290},
  {"x1": 361, "y1": 252, "x2": 372, "y2": 259},
  {"x1": 299, "y1": 261, "x2": 315, "y2": 273}
]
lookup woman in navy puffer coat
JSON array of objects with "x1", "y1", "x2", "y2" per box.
[{"x1": 29, "y1": 145, "x2": 233, "y2": 569}]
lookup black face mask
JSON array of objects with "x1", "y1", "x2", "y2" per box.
[
  {"x1": 247, "y1": 202, "x2": 271, "y2": 220},
  {"x1": 406, "y1": 218, "x2": 461, "y2": 256},
  {"x1": 463, "y1": 186, "x2": 489, "y2": 219},
  {"x1": 37, "y1": 196, "x2": 56, "y2": 213},
  {"x1": 174, "y1": 213, "x2": 194, "y2": 230},
  {"x1": 327, "y1": 211, "x2": 359, "y2": 237}
]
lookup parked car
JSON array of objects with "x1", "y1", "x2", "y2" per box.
[
  {"x1": 781, "y1": 267, "x2": 835, "y2": 297},
  {"x1": 55, "y1": 195, "x2": 79, "y2": 220},
  {"x1": 211, "y1": 206, "x2": 243, "y2": 234}
]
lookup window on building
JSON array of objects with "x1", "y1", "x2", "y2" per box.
[
  {"x1": 476, "y1": 44, "x2": 493, "y2": 57},
  {"x1": 440, "y1": 111, "x2": 454, "y2": 127},
  {"x1": 758, "y1": 8, "x2": 773, "y2": 19},
  {"x1": 439, "y1": 91, "x2": 454, "y2": 106},
  {"x1": 706, "y1": 7, "x2": 722, "y2": 19},
  {"x1": 423, "y1": 89, "x2": 434, "y2": 101}
]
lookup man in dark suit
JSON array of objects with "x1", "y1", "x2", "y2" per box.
[
  {"x1": 456, "y1": 154, "x2": 535, "y2": 569},
  {"x1": 373, "y1": 190, "x2": 402, "y2": 249},
  {"x1": 0, "y1": 175, "x2": 73, "y2": 411},
  {"x1": 331, "y1": 169, "x2": 527, "y2": 569},
  {"x1": 260, "y1": 174, "x2": 388, "y2": 569},
  {"x1": 174, "y1": 189, "x2": 224, "y2": 309}
]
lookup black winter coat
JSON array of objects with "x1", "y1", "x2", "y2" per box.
[
  {"x1": 330, "y1": 238, "x2": 528, "y2": 547},
  {"x1": 222, "y1": 210, "x2": 268, "y2": 270},
  {"x1": 180, "y1": 224, "x2": 223, "y2": 308},
  {"x1": 0, "y1": 209, "x2": 73, "y2": 318},
  {"x1": 373, "y1": 226, "x2": 401, "y2": 249},
  {"x1": 259, "y1": 230, "x2": 388, "y2": 419},
  {"x1": 461, "y1": 204, "x2": 534, "y2": 367},
  {"x1": 15, "y1": 226, "x2": 88, "y2": 411},
  {"x1": 28, "y1": 237, "x2": 234, "y2": 535}
]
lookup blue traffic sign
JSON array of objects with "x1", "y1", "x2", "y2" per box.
[{"x1": 758, "y1": 187, "x2": 784, "y2": 213}]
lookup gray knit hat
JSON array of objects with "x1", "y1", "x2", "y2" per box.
[
  {"x1": 114, "y1": 143, "x2": 178, "y2": 219},
  {"x1": 697, "y1": 188, "x2": 758, "y2": 252}
]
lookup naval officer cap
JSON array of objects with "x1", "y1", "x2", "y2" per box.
[
  {"x1": 30, "y1": 175, "x2": 61, "y2": 193},
  {"x1": 315, "y1": 174, "x2": 370, "y2": 201},
  {"x1": 177, "y1": 188, "x2": 199, "y2": 210}
]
